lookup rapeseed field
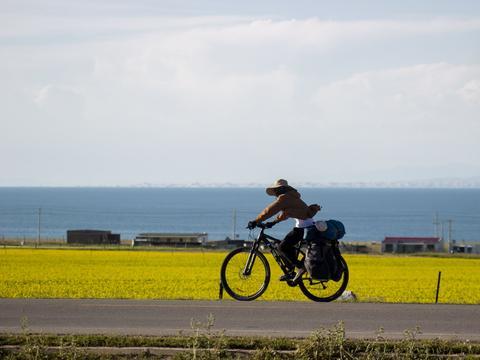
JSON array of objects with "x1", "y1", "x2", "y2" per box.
[{"x1": 0, "y1": 249, "x2": 479, "y2": 304}]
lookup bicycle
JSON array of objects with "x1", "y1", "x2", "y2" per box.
[{"x1": 220, "y1": 222, "x2": 349, "y2": 302}]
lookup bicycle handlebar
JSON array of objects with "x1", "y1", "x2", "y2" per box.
[
  {"x1": 247, "y1": 221, "x2": 278, "y2": 230},
  {"x1": 264, "y1": 221, "x2": 279, "y2": 229}
]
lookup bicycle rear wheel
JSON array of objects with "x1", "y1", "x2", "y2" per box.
[
  {"x1": 298, "y1": 256, "x2": 349, "y2": 302},
  {"x1": 220, "y1": 247, "x2": 270, "y2": 301}
]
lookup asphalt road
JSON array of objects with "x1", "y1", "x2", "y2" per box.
[{"x1": 0, "y1": 299, "x2": 479, "y2": 340}]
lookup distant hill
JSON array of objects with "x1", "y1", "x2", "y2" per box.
[{"x1": 130, "y1": 177, "x2": 480, "y2": 189}]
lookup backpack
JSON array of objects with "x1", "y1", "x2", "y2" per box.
[{"x1": 315, "y1": 219, "x2": 346, "y2": 241}]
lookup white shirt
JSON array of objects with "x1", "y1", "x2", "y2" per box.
[{"x1": 294, "y1": 218, "x2": 315, "y2": 228}]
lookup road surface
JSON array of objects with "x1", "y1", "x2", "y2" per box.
[{"x1": 0, "y1": 299, "x2": 478, "y2": 340}]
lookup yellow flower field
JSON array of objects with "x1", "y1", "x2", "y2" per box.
[{"x1": 0, "y1": 249, "x2": 479, "y2": 304}]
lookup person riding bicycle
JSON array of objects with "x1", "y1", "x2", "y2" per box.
[{"x1": 247, "y1": 179, "x2": 321, "y2": 281}]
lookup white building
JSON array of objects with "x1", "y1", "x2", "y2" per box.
[
  {"x1": 133, "y1": 232, "x2": 208, "y2": 247},
  {"x1": 382, "y1": 237, "x2": 443, "y2": 253}
]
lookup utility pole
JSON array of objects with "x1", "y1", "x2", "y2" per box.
[
  {"x1": 37, "y1": 207, "x2": 42, "y2": 246},
  {"x1": 433, "y1": 212, "x2": 440, "y2": 238},
  {"x1": 447, "y1": 219, "x2": 453, "y2": 252},
  {"x1": 232, "y1": 209, "x2": 237, "y2": 240},
  {"x1": 440, "y1": 221, "x2": 444, "y2": 243}
]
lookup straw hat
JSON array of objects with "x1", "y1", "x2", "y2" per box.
[{"x1": 266, "y1": 179, "x2": 289, "y2": 196}]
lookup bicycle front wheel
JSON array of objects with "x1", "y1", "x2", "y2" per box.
[
  {"x1": 220, "y1": 247, "x2": 270, "y2": 301},
  {"x1": 298, "y1": 255, "x2": 349, "y2": 302}
]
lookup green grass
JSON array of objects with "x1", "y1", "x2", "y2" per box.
[{"x1": 1, "y1": 321, "x2": 479, "y2": 359}]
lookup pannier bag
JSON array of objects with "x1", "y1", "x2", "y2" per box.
[
  {"x1": 305, "y1": 219, "x2": 346, "y2": 281},
  {"x1": 304, "y1": 242, "x2": 330, "y2": 281},
  {"x1": 304, "y1": 242, "x2": 343, "y2": 281}
]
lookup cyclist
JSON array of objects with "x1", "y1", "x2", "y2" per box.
[{"x1": 247, "y1": 179, "x2": 321, "y2": 281}]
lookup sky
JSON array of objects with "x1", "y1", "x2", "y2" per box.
[{"x1": 1, "y1": 0, "x2": 480, "y2": 186}]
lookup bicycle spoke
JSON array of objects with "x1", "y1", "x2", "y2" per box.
[
  {"x1": 220, "y1": 247, "x2": 270, "y2": 301},
  {"x1": 298, "y1": 256, "x2": 349, "y2": 302}
]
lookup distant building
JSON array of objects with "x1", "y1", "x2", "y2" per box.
[
  {"x1": 382, "y1": 237, "x2": 443, "y2": 253},
  {"x1": 67, "y1": 230, "x2": 120, "y2": 245},
  {"x1": 206, "y1": 237, "x2": 252, "y2": 249},
  {"x1": 133, "y1": 233, "x2": 208, "y2": 247},
  {"x1": 452, "y1": 244, "x2": 473, "y2": 253},
  {"x1": 451, "y1": 242, "x2": 480, "y2": 254}
]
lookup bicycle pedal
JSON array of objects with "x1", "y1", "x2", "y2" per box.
[{"x1": 286, "y1": 280, "x2": 297, "y2": 287}]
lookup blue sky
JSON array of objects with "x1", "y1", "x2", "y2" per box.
[{"x1": 1, "y1": 1, "x2": 479, "y2": 186}]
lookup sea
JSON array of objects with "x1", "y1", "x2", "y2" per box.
[{"x1": 0, "y1": 187, "x2": 479, "y2": 242}]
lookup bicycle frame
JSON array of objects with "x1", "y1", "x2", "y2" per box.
[{"x1": 243, "y1": 226, "x2": 298, "y2": 277}]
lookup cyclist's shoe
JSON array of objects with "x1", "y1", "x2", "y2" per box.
[
  {"x1": 279, "y1": 272, "x2": 295, "y2": 281},
  {"x1": 292, "y1": 267, "x2": 307, "y2": 284}
]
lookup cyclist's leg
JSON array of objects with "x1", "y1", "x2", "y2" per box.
[
  {"x1": 291, "y1": 226, "x2": 319, "y2": 283},
  {"x1": 278, "y1": 227, "x2": 304, "y2": 269}
]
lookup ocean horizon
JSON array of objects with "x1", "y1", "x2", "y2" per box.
[{"x1": 0, "y1": 187, "x2": 479, "y2": 242}]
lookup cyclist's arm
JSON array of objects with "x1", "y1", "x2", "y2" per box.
[
  {"x1": 308, "y1": 204, "x2": 321, "y2": 217},
  {"x1": 275, "y1": 203, "x2": 320, "y2": 222},
  {"x1": 254, "y1": 197, "x2": 286, "y2": 222},
  {"x1": 276, "y1": 211, "x2": 289, "y2": 222}
]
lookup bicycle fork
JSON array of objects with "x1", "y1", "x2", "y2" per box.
[{"x1": 242, "y1": 242, "x2": 260, "y2": 276}]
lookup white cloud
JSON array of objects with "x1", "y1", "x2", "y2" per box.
[
  {"x1": 33, "y1": 84, "x2": 82, "y2": 107},
  {"x1": 458, "y1": 79, "x2": 480, "y2": 104},
  {"x1": 311, "y1": 63, "x2": 480, "y2": 173},
  {"x1": 1, "y1": 14, "x2": 480, "y2": 185}
]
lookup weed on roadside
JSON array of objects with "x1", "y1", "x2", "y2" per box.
[
  {"x1": 174, "y1": 313, "x2": 231, "y2": 360},
  {"x1": 296, "y1": 321, "x2": 356, "y2": 360},
  {"x1": 2, "y1": 319, "x2": 480, "y2": 359}
]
